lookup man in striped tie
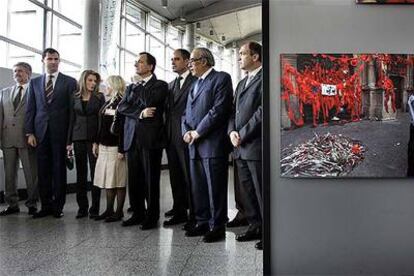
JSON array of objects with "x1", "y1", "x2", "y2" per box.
[{"x1": 25, "y1": 48, "x2": 77, "y2": 218}]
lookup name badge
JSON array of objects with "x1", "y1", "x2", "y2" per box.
[{"x1": 105, "y1": 109, "x2": 116, "y2": 116}]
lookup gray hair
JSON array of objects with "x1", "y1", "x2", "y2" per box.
[
  {"x1": 13, "y1": 62, "x2": 32, "y2": 77},
  {"x1": 194, "y1": 47, "x2": 215, "y2": 67}
]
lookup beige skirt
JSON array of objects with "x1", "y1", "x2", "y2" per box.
[{"x1": 94, "y1": 145, "x2": 127, "y2": 189}]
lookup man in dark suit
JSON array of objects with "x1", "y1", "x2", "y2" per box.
[
  {"x1": 164, "y1": 49, "x2": 197, "y2": 228},
  {"x1": 118, "y1": 52, "x2": 168, "y2": 230},
  {"x1": 182, "y1": 47, "x2": 233, "y2": 242},
  {"x1": 0, "y1": 62, "x2": 38, "y2": 216},
  {"x1": 25, "y1": 48, "x2": 77, "y2": 218},
  {"x1": 228, "y1": 42, "x2": 263, "y2": 250}
]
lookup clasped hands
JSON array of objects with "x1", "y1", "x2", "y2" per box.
[
  {"x1": 183, "y1": 130, "x2": 200, "y2": 145},
  {"x1": 229, "y1": 131, "x2": 241, "y2": 147}
]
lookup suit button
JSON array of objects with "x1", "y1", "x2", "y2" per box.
[{"x1": 12, "y1": 124, "x2": 15, "y2": 126}]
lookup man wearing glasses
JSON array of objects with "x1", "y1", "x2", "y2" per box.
[{"x1": 182, "y1": 47, "x2": 233, "y2": 242}]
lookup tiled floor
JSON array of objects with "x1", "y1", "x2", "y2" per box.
[{"x1": 0, "y1": 169, "x2": 263, "y2": 275}]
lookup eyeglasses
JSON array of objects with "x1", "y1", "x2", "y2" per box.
[{"x1": 189, "y1": 57, "x2": 204, "y2": 64}]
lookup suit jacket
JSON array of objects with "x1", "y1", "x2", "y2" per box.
[
  {"x1": 182, "y1": 69, "x2": 233, "y2": 159},
  {"x1": 68, "y1": 92, "x2": 105, "y2": 143},
  {"x1": 25, "y1": 73, "x2": 77, "y2": 144},
  {"x1": 166, "y1": 73, "x2": 197, "y2": 148},
  {"x1": 118, "y1": 75, "x2": 168, "y2": 151},
  {"x1": 228, "y1": 69, "x2": 262, "y2": 161},
  {"x1": 0, "y1": 85, "x2": 29, "y2": 148}
]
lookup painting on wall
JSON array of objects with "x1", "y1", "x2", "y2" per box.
[
  {"x1": 356, "y1": 0, "x2": 414, "y2": 4},
  {"x1": 280, "y1": 53, "x2": 414, "y2": 178}
]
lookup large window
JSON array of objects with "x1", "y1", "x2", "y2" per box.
[
  {"x1": 118, "y1": 0, "x2": 235, "y2": 83},
  {"x1": 0, "y1": 0, "x2": 83, "y2": 77}
]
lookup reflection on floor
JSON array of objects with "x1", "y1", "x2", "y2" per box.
[{"x1": 0, "y1": 169, "x2": 263, "y2": 275}]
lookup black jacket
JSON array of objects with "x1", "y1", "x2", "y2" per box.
[{"x1": 68, "y1": 92, "x2": 105, "y2": 143}]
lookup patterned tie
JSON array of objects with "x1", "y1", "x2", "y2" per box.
[
  {"x1": 13, "y1": 86, "x2": 23, "y2": 110},
  {"x1": 45, "y1": 75, "x2": 54, "y2": 104}
]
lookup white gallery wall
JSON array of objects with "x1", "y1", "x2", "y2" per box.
[{"x1": 270, "y1": 0, "x2": 414, "y2": 274}]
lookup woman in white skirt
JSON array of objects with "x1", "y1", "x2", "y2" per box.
[{"x1": 93, "y1": 75, "x2": 127, "y2": 222}]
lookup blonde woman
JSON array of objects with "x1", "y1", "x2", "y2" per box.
[
  {"x1": 93, "y1": 75, "x2": 127, "y2": 222},
  {"x1": 68, "y1": 70, "x2": 105, "y2": 219}
]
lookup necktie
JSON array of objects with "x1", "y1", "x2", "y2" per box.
[
  {"x1": 45, "y1": 75, "x2": 54, "y2": 104},
  {"x1": 13, "y1": 86, "x2": 23, "y2": 110},
  {"x1": 174, "y1": 76, "x2": 183, "y2": 96},
  {"x1": 245, "y1": 75, "x2": 253, "y2": 88},
  {"x1": 192, "y1": 78, "x2": 203, "y2": 97}
]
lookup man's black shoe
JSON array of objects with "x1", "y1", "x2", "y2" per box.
[
  {"x1": 226, "y1": 216, "x2": 248, "y2": 228},
  {"x1": 89, "y1": 213, "x2": 99, "y2": 219},
  {"x1": 28, "y1": 207, "x2": 37, "y2": 216},
  {"x1": 185, "y1": 224, "x2": 209, "y2": 237},
  {"x1": 255, "y1": 240, "x2": 263, "y2": 250},
  {"x1": 140, "y1": 220, "x2": 158, "y2": 230},
  {"x1": 236, "y1": 226, "x2": 261, "y2": 242},
  {"x1": 53, "y1": 212, "x2": 64, "y2": 218},
  {"x1": 32, "y1": 209, "x2": 52, "y2": 218},
  {"x1": 0, "y1": 207, "x2": 20, "y2": 216},
  {"x1": 94, "y1": 211, "x2": 113, "y2": 221},
  {"x1": 76, "y1": 212, "x2": 88, "y2": 219},
  {"x1": 164, "y1": 209, "x2": 175, "y2": 217},
  {"x1": 182, "y1": 221, "x2": 196, "y2": 231},
  {"x1": 122, "y1": 215, "x2": 144, "y2": 227},
  {"x1": 203, "y1": 227, "x2": 225, "y2": 243},
  {"x1": 163, "y1": 215, "x2": 187, "y2": 227}
]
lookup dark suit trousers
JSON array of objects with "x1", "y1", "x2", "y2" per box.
[
  {"x1": 190, "y1": 158, "x2": 228, "y2": 229},
  {"x1": 3, "y1": 147, "x2": 38, "y2": 208},
  {"x1": 128, "y1": 136, "x2": 162, "y2": 221},
  {"x1": 36, "y1": 128, "x2": 67, "y2": 212},
  {"x1": 235, "y1": 159, "x2": 262, "y2": 226},
  {"x1": 166, "y1": 142, "x2": 192, "y2": 217},
  {"x1": 232, "y1": 160, "x2": 247, "y2": 219},
  {"x1": 74, "y1": 141, "x2": 100, "y2": 214}
]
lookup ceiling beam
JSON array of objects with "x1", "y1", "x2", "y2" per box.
[{"x1": 171, "y1": 0, "x2": 261, "y2": 26}]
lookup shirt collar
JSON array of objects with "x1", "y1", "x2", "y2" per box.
[
  {"x1": 141, "y1": 74, "x2": 153, "y2": 85},
  {"x1": 199, "y1": 67, "x2": 213, "y2": 81},
  {"x1": 16, "y1": 83, "x2": 29, "y2": 90},
  {"x1": 179, "y1": 70, "x2": 190, "y2": 82},
  {"x1": 247, "y1": 66, "x2": 262, "y2": 79},
  {"x1": 47, "y1": 71, "x2": 60, "y2": 79}
]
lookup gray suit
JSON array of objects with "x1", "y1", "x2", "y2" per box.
[{"x1": 0, "y1": 84, "x2": 38, "y2": 209}]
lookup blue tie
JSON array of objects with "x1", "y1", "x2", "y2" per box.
[{"x1": 193, "y1": 78, "x2": 203, "y2": 97}]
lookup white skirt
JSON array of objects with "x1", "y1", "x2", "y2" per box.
[{"x1": 94, "y1": 145, "x2": 127, "y2": 189}]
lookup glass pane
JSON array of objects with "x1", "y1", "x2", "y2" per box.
[
  {"x1": 1, "y1": 42, "x2": 43, "y2": 74},
  {"x1": 59, "y1": 61, "x2": 81, "y2": 78},
  {"x1": 122, "y1": 50, "x2": 136, "y2": 83},
  {"x1": 125, "y1": 2, "x2": 145, "y2": 29},
  {"x1": 166, "y1": 25, "x2": 182, "y2": 50},
  {"x1": 149, "y1": 16, "x2": 164, "y2": 41},
  {"x1": 5, "y1": 0, "x2": 44, "y2": 49},
  {"x1": 49, "y1": 15, "x2": 82, "y2": 65},
  {"x1": 221, "y1": 48, "x2": 233, "y2": 75},
  {"x1": 149, "y1": 37, "x2": 165, "y2": 73},
  {"x1": 125, "y1": 21, "x2": 145, "y2": 54},
  {"x1": 154, "y1": 67, "x2": 165, "y2": 81},
  {"x1": 53, "y1": 0, "x2": 84, "y2": 25}
]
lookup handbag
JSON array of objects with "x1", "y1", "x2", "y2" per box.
[{"x1": 66, "y1": 150, "x2": 74, "y2": 170}]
